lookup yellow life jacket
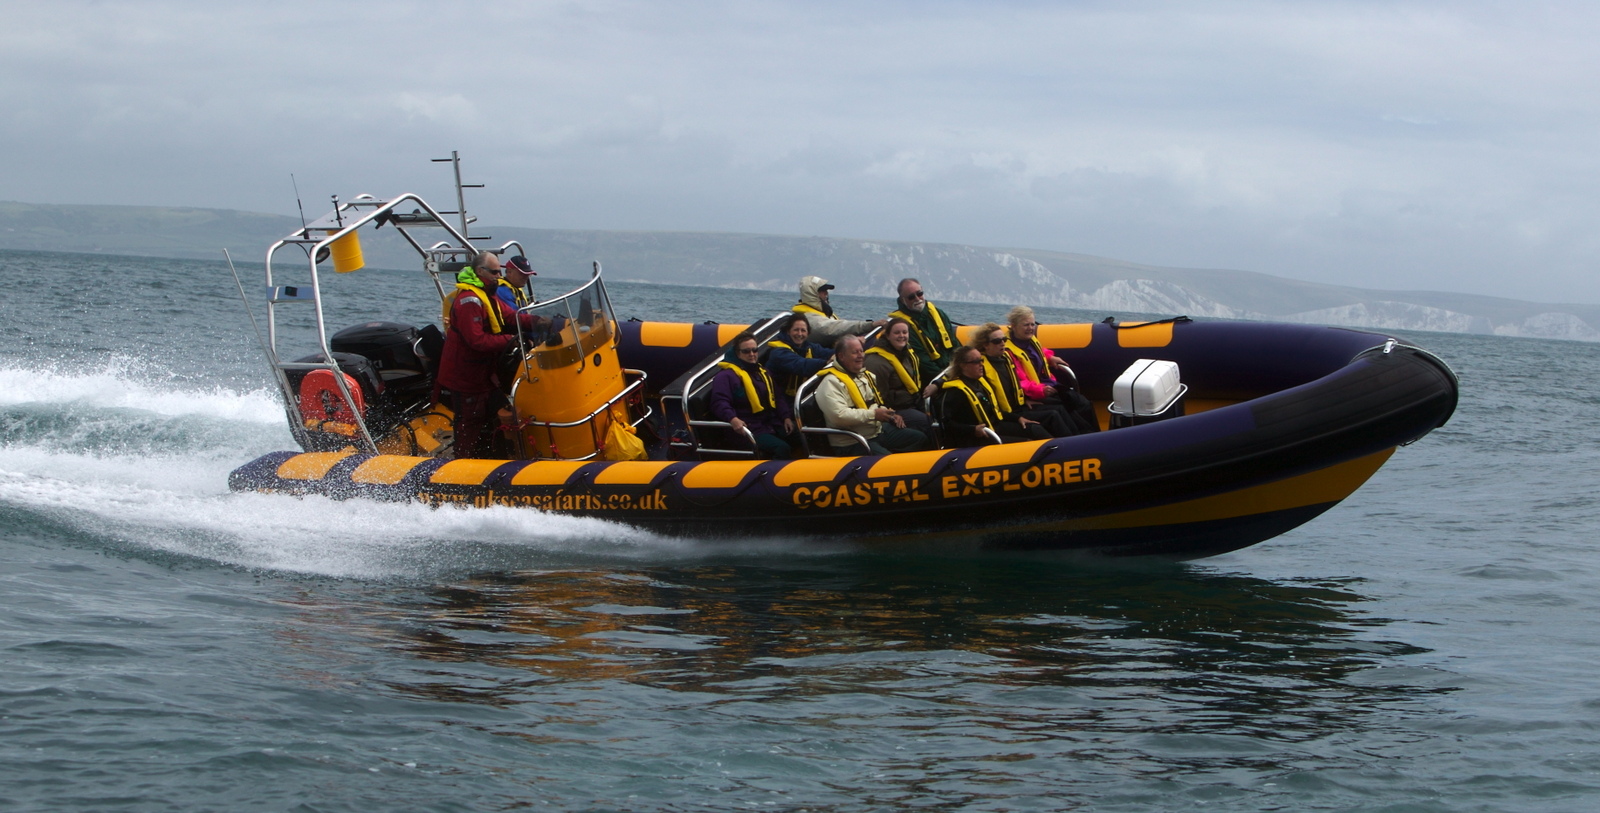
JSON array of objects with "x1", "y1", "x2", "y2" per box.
[
  {"x1": 1004, "y1": 337, "x2": 1046, "y2": 384},
  {"x1": 888, "y1": 301, "x2": 953, "y2": 361},
  {"x1": 941, "y1": 378, "x2": 1003, "y2": 430},
  {"x1": 501, "y1": 283, "x2": 531, "y2": 310},
  {"x1": 817, "y1": 366, "x2": 880, "y2": 410},
  {"x1": 715, "y1": 361, "x2": 778, "y2": 414},
  {"x1": 865, "y1": 345, "x2": 920, "y2": 395},
  {"x1": 767, "y1": 338, "x2": 810, "y2": 357},
  {"x1": 982, "y1": 355, "x2": 1025, "y2": 410},
  {"x1": 445, "y1": 283, "x2": 504, "y2": 335},
  {"x1": 767, "y1": 338, "x2": 814, "y2": 397}
]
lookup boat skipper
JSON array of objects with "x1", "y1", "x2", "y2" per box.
[
  {"x1": 437, "y1": 250, "x2": 520, "y2": 459},
  {"x1": 889, "y1": 277, "x2": 961, "y2": 381},
  {"x1": 793, "y1": 276, "x2": 887, "y2": 347}
]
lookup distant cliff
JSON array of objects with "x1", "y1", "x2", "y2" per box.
[
  {"x1": 5, "y1": 200, "x2": 1597, "y2": 341},
  {"x1": 485, "y1": 227, "x2": 1600, "y2": 341}
]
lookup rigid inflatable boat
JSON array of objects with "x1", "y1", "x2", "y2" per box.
[{"x1": 228, "y1": 170, "x2": 1458, "y2": 558}]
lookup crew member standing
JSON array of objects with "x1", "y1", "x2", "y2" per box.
[{"x1": 437, "y1": 251, "x2": 519, "y2": 459}]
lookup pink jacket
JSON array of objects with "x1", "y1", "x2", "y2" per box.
[{"x1": 1008, "y1": 343, "x2": 1059, "y2": 401}]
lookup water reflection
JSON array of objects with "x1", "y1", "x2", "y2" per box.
[{"x1": 337, "y1": 557, "x2": 1440, "y2": 743}]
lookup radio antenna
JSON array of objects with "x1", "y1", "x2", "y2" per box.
[{"x1": 290, "y1": 173, "x2": 308, "y2": 231}]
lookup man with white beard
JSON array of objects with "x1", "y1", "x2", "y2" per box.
[{"x1": 888, "y1": 277, "x2": 962, "y2": 381}]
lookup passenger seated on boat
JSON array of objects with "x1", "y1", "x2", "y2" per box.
[
  {"x1": 1005, "y1": 306, "x2": 1100, "y2": 434},
  {"x1": 934, "y1": 346, "x2": 1050, "y2": 447},
  {"x1": 973, "y1": 322, "x2": 1077, "y2": 438},
  {"x1": 793, "y1": 276, "x2": 887, "y2": 347},
  {"x1": 862, "y1": 317, "x2": 935, "y2": 441},
  {"x1": 889, "y1": 278, "x2": 962, "y2": 381},
  {"x1": 766, "y1": 313, "x2": 833, "y2": 400},
  {"x1": 436, "y1": 251, "x2": 521, "y2": 459},
  {"x1": 815, "y1": 335, "x2": 929, "y2": 456},
  {"x1": 709, "y1": 332, "x2": 803, "y2": 459}
]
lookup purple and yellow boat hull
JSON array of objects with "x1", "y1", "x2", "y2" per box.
[{"x1": 230, "y1": 319, "x2": 1456, "y2": 558}]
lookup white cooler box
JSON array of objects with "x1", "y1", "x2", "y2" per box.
[{"x1": 1108, "y1": 359, "x2": 1187, "y2": 428}]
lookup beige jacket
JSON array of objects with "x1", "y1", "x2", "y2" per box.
[{"x1": 815, "y1": 365, "x2": 883, "y2": 447}]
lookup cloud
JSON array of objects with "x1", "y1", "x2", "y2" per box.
[
  {"x1": 4, "y1": 0, "x2": 1600, "y2": 302},
  {"x1": 394, "y1": 93, "x2": 479, "y2": 123}
]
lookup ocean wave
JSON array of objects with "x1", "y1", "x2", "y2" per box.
[
  {"x1": 0, "y1": 452, "x2": 837, "y2": 579},
  {"x1": 0, "y1": 355, "x2": 839, "y2": 577},
  {"x1": 0, "y1": 357, "x2": 285, "y2": 423}
]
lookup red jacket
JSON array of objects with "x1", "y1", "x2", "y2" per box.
[{"x1": 437, "y1": 287, "x2": 518, "y2": 394}]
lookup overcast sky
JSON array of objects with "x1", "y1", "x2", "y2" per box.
[{"x1": 5, "y1": 1, "x2": 1599, "y2": 302}]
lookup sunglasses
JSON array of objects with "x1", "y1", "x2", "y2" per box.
[
  {"x1": 987, "y1": 337, "x2": 1006, "y2": 345},
  {"x1": 737, "y1": 346, "x2": 760, "y2": 355},
  {"x1": 907, "y1": 291, "x2": 925, "y2": 299}
]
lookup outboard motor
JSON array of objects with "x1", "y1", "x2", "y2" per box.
[
  {"x1": 284, "y1": 352, "x2": 384, "y2": 403},
  {"x1": 330, "y1": 321, "x2": 432, "y2": 400}
]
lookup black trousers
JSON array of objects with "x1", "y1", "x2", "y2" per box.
[
  {"x1": 995, "y1": 419, "x2": 1052, "y2": 443},
  {"x1": 1040, "y1": 390, "x2": 1100, "y2": 434}
]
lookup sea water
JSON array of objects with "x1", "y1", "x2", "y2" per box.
[{"x1": 3, "y1": 248, "x2": 1600, "y2": 811}]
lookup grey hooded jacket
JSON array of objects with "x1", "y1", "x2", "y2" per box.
[{"x1": 795, "y1": 276, "x2": 879, "y2": 348}]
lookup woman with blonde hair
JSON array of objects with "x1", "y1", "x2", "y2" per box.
[{"x1": 1003, "y1": 307, "x2": 1099, "y2": 433}]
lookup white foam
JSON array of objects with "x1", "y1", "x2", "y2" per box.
[
  {"x1": 0, "y1": 460, "x2": 693, "y2": 578},
  {"x1": 0, "y1": 358, "x2": 285, "y2": 423},
  {"x1": 0, "y1": 445, "x2": 245, "y2": 494},
  {"x1": 0, "y1": 447, "x2": 836, "y2": 578},
  {"x1": 0, "y1": 360, "x2": 839, "y2": 577}
]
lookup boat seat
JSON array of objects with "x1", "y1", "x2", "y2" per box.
[
  {"x1": 661, "y1": 311, "x2": 814, "y2": 460},
  {"x1": 922, "y1": 369, "x2": 948, "y2": 448},
  {"x1": 683, "y1": 371, "x2": 761, "y2": 459},
  {"x1": 794, "y1": 382, "x2": 873, "y2": 457},
  {"x1": 416, "y1": 324, "x2": 445, "y2": 376}
]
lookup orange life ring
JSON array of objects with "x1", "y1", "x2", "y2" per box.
[{"x1": 298, "y1": 369, "x2": 367, "y2": 425}]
